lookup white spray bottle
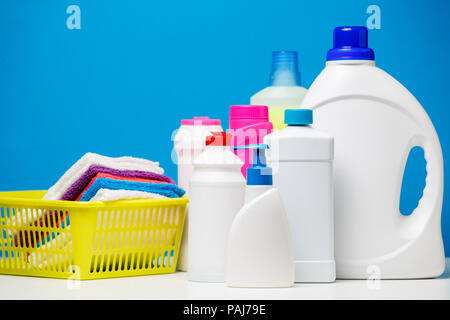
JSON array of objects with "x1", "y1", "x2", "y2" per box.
[{"x1": 226, "y1": 144, "x2": 294, "y2": 288}]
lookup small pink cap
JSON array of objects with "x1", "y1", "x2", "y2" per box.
[
  {"x1": 229, "y1": 105, "x2": 269, "y2": 120},
  {"x1": 181, "y1": 116, "x2": 221, "y2": 126}
]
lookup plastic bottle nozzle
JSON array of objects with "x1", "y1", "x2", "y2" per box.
[{"x1": 233, "y1": 144, "x2": 272, "y2": 186}]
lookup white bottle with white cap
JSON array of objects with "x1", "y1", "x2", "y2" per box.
[
  {"x1": 265, "y1": 109, "x2": 335, "y2": 283},
  {"x1": 188, "y1": 132, "x2": 245, "y2": 282},
  {"x1": 173, "y1": 117, "x2": 222, "y2": 271}
]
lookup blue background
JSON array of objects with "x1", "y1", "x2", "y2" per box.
[{"x1": 1, "y1": 1, "x2": 449, "y2": 254}]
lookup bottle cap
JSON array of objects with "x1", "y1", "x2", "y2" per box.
[
  {"x1": 326, "y1": 26, "x2": 375, "y2": 61},
  {"x1": 234, "y1": 144, "x2": 272, "y2": 186},
  {"x1": 206, "y1": 132, "x2": 231, "y2": 146},
  {"x1": 181, "y1": 117, "x2": 221, "y2": 126},
  {"x1": 284, "y1": 109, "x2": 313, "y2": 125},
  {"x1": 229, "y1": 105, "x2": 269, "y2": 121}
]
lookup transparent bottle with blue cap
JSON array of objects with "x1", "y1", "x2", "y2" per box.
[
  {"x1": 264, "y1": 108, "x2": 335, "y2": 283},
  {"x1": 227, "y1": 144, "x2": 294, "y2": 288},
  {"x1": 250, "y1": 51, "x2": 308, "y2": 131}
]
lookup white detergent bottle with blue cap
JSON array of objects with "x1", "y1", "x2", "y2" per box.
[
  {"x1": 226, "y1": 144, "x2": 294, "y2": 288},
  {"x1": 265, "y1": 109, "x2": 335, "y2": 283},
  {"x1": 301, "y1": 26, "x2": 445, "y2": 279}
]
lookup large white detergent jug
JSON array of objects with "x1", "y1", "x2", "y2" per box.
[{"x1": 301, "y1": 26, "x2": 445, "y2": 279}]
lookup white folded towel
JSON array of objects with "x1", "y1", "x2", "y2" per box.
[
  {"x1": 90, "y1": 189, "x2": 168, "y2": 201},
  {"x1": 43, "y1": 152, "x2": 163, "y2": 200}
]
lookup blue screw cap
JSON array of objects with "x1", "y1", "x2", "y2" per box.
[
  {"x1": 326, "y1": 26, "x2": 375, "y2": 61},
  {"x1": 284, "y1": 109, "x2": 313, "y2": 126},
  {"x1": 233, "y1": 144, "x2": 273, "y2": 186}
]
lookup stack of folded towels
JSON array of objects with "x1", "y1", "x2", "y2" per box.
[
  {"x1": 15, "y1": 153, "x2": 185, "y2": 264},
  {"x1": 43, "y1": 152, "x2": 185, "y2": 201}
]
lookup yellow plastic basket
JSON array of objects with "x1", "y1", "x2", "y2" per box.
[{"x1": 0, "y1": 191, "x2": 187, "y2": 280}]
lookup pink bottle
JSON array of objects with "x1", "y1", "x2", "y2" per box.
[{"x1": 229, "y1": 105, "x2": 273, "y2": 177}]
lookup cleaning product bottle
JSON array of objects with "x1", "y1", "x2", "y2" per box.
[
  {"x1": 264, "y1": 109, "x2": 335, "y2": 283},
  {"x1": 250, "y1": 51, "x2": 308, "y2": 130},
  {"x1": 301, "y1": 26, "x2": 445, "y2": 279},
  {"x1": 227, "y1": 144, "x2": 294, "y2": 288},
  {"x1": 229, "y1": 105, "x2": 273, "y2": 178},
  {"x1": 188, "y1": 131, "x2": 245, "y2": 282},
  {"x1": 173, "y1": 117, "x2": 222, "y2": 271}
]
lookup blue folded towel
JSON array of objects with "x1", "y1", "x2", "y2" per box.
[{"x1": 79, "y1": 178, "x2": 186, "y2": 201}]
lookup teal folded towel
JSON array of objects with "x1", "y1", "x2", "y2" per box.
[{"x1": 79, "y1": 178, "x2": 186, "y2": 201}]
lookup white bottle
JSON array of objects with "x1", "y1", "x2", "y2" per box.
[
  {"x1": 188, "y1": 132, "x2": 245, "y2": 282},
  {"x1": 173, "y1": 117, "x2": 222, "y2": 271},
  {"x1": 301, "y1": 26, "x2": 444, "y2": 279},
  {"x1": 265, "y1": 109, "x2": 335, "y2": 283},
  {"x1": 250, "y1": 51, "x2": 308, "y2": 131},
  {"x1": 227, "y1": 144, "x2": 294, "y2": 288}
]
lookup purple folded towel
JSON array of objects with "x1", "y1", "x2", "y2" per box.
[{"x1": 61, "y1": 165, "x2": 175, "y2": 200}]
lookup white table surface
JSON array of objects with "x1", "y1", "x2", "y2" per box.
[{"x1": 1, "y1": 259, "x2": 449, "y2": 300}]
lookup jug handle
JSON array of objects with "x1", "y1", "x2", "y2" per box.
[{"x1": 401, "y1": 132, "x2": 444, "y2": 237}]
